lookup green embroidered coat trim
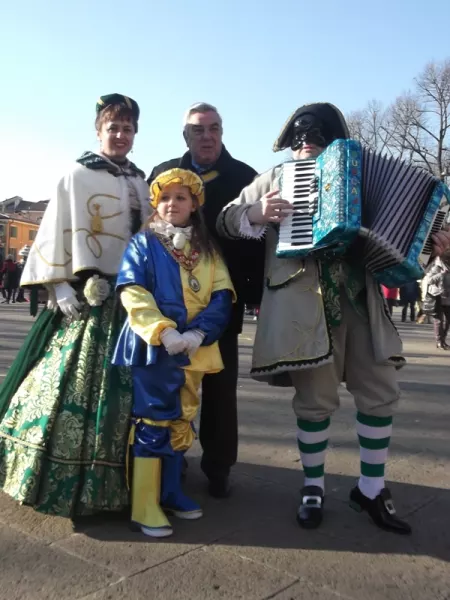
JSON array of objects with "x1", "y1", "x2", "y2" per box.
[
  {"x1": 76, "y1": 151, "x2": 146, "y2": 179},
  {"x1": 320, "y1": 260, "x2": 367, "y2": 327}
]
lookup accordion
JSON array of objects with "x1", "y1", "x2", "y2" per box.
[{"x1": 276, "y1": 139, "x2": 450, "y2": 287}]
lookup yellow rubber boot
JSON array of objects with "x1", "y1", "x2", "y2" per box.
[{"x1": 131, "y1": 457, "x2": 173, "y2": 537}]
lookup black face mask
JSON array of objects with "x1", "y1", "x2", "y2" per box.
[{"x1": 290, "y1": 113, "x2": 328, "y2": 151}]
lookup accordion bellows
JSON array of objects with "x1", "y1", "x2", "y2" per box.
[{"x1": 276, "y1": 139, "x2": 450, "y2": 287}]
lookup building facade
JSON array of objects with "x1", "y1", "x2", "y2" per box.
[
  {"x1": 0, "y1": 196, "x2": 48, "y2": 264},
  {"x1": 0, "y1": 215, "x2": 40, "y2": 263},
  {"x1": 0, "y1": 197, "x2": 49, "y2": 224}
]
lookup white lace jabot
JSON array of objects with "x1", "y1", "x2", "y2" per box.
[{"x1": 149, "y1": 220, "x2": 193, "y2": 249}]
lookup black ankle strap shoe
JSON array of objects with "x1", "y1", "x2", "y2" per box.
[
  {"x1": 297, "y1": 485, "x2": 324, "y2": 529},
  {"x1": 349, "y1": 486, "x2": 412, "y2": 535}
]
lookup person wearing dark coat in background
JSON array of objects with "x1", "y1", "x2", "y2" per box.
[
  {"x1": 381, "y1": 285, "x2": 399, "y2": 316},
  {"x1": 0, "y1": 270, "x2": 6, "y2": 300},
  {"x1": 1, "y1": 256, "x2": 19, "y2": 304},
  {"x1": 15, "y1": 259, "x2": 27, "y2": 303},
  {"x1": 148, "y1": 102, "x2": 265, "y2": 498},
  {"x1": 399, "y1": 281, "x2": 420, "y2": 322}
]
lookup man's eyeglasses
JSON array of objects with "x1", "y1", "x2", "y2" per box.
[{"x1": 188, "y1": 124, "x2": 222, "y2": 137}]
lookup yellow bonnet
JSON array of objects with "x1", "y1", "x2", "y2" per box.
[{"x1": 150, "y1": 168, "x2": 205, "y2": 208}]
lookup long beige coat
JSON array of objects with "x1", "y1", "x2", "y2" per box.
[{"x1": 217, "y1": 166, "x2": 403, "y2": 386}]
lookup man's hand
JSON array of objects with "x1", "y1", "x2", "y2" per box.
[
  {"x1": 246, "y1": 190, "x2": 293, "y2": 225},
  {"x1": 431, "y1": 228, "x2": 450, "y2": 257},
  {"x1": 160, "y1": 328, "x2": 188, "y2": 355}
]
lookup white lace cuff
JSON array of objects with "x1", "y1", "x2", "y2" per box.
[{"x1": 239, "y1": 210, "x2": 266, "y2": 240}]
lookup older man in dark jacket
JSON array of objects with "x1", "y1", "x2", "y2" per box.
[{"x1": 148, "y1": 102, "x2": 264, "y2": 497}]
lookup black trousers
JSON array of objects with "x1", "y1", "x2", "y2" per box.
[
  {"x1": 402, "y1": 302, "x2": 416, "y2": 322},
  {"x1": 5, "y1": 287, "x2": 16, "y2": 303},
  {"x1": 199, "y1": 331, "x2": 238, "y2": 478}
]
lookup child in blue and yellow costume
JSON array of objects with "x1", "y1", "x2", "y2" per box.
[{"x1": 113, "y1": 168, "x2": 235, "y2": 537}]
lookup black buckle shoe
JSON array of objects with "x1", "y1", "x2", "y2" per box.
[
  {"x1": 296, "y1": 485, "x2": 324, "y2": 529},
  {"x1": 349, "y1": 486, "x2": 412, "y2": 535}
]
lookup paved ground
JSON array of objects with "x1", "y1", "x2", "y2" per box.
[{"x1": 0, "y1": 303, "x2": 449, "y2": 600}]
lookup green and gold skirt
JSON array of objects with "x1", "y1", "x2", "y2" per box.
[{"x1": 0, "y1": 295, "x2": 132, "y2": 517}]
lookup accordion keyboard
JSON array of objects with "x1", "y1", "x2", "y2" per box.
[{"x1": 278, "y1": 160, "x2": 316, "y2": 253}]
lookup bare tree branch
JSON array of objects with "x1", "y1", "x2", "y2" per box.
[
  {"x1": 346, "y1": 100, "x2": 395, "y2": 154},
  {"x1": 348, "y1": 60, "x2": 450, "y2": 181}
]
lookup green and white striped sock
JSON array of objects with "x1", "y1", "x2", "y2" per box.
[
  {"x1": 297, "y1": 417, "x2": 330, "y2": 492},
  {"x1": 356, "y1": 411, "x2": 392, "y2": 500}
]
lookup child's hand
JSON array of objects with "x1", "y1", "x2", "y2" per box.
[
  {"x1": 182, "y1": 330, "x2": 205, "y2": 356},
  {"x1": 160, "y1": 328, "x2": 188, "y2": 355}
]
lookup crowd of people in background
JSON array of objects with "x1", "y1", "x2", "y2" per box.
[
  {"x1": 0, "y1": 256, "x2": 27, "y2": 304},
  {"x1": 424, "y1": 253, "x2": 450, "y2": 349},
  {"x1": 381, "y1": 250, "x2": 450, "y2": 349}
]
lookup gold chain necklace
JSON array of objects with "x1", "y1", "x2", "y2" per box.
[{"x1": 156, "y1": 234, "x2": 202, "y2": 292}]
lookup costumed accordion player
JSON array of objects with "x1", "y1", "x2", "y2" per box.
[{"x1": 276, "y1": 139, "x2": 450, "y2": 287}]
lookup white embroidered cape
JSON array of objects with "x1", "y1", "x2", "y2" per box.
[{"x1": 21, "y1": 161, "x2": 150, "y2": 286}]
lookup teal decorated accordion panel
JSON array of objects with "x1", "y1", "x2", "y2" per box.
[{"x1": 313, "y1": 139, "x2": 362, "y2": 249}]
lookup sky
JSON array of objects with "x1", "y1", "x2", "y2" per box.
[{"x1": 1, "y1": 0, "x2": 449, "y2": 201}]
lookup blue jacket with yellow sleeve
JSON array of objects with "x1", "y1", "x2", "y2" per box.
[{"x1": 112, "y1": 231, "x2": 235, "y2": 373}]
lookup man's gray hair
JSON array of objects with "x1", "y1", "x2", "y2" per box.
[{"x1": 183, "y1": 102, "x2": 222, "y2": 130}]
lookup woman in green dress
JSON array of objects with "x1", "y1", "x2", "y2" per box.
[{"x1": 0, "y1": 94, "x2": 150, "y2": 517}]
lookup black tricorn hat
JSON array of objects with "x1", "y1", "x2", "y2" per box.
[{"x1": 273, "y1": 102, "x2": 349, "y2": 152}]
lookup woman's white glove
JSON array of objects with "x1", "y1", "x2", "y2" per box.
[
  {"x1": 182, "y1": 330, "x2": 205, "y2": 356},
  {"x1": 46, "y1": 290, "x2": 57, "y2": 311},
  {"x1": 160, "y1": 328, "x2": 188, "y2": 355},
  {"x1": 54, "y1": 282, "x2": 81, "y2": 320}
]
